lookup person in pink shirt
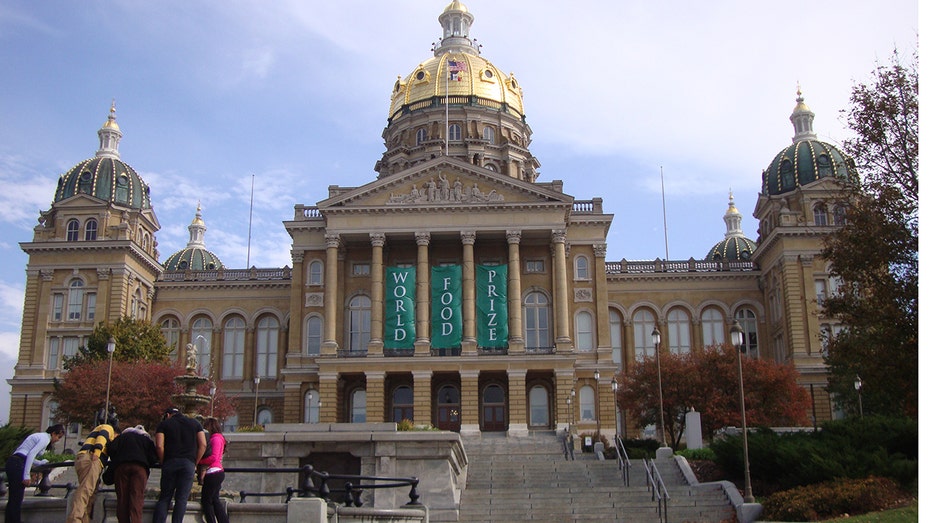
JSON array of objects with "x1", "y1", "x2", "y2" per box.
[{"x1": 197, "y1": 418, "x2": 229, "y2": 523}]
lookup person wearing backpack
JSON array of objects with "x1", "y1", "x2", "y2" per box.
[{"x1": 197, "y1": 417, "x2": 229, "y2": 523}]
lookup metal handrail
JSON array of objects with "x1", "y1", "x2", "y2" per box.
[
  {"x1": 643, "y1": 459, "x2": 669, "y2": 523},
  {"x1": 613, "y1": 434, "x2": 631, "y2": 487}
]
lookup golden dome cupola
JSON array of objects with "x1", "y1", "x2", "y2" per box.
[{"x1": 377, "y1": 2, "x2": 539, "y2": 182}]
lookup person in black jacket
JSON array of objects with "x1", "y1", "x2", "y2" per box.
[{"x1": 105, "y1": 425, "x2": 157, "y2": 523}]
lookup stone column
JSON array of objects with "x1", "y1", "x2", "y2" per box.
[
  {"x1": 322, "y1": 234, "x2": 340, "y2": 355},
  {"x1": 366, "y1": 371, "x2": 386, "y2": 423},
  {"x1": 556, "y1": 370, "x2": 576, "y2": 432},
  {"x1": 415, "y1": 232, "x2": 431, "y2": 355},
  {"x1": 287, "y1": 251, "x2": 305, "y2": 359},
  {"x1": 413, "y1": 371, "x2": 432, "y2": 425},
  {"x1": 460, "y1": 370, "x2": 480, "y2": 436},
  {"x1": 507, "y1": 369, "x2": 528, "y2": 436},
  {"x1": 506, "y1": 230, "x2": 524, "y2": 352},
  {"x1": 461, "y1": 231, "x2": 477, "y2": 355},
  {"x1": 318, "y1": 372, "x2": 339, "y2": 423},
  {"x1": 369, "y1": 233, "x2": 386, "y2": 352},
  {"x1": 593, "y1": 243, "x2": 610, "y2": 361},
  {"x1": 552, "y1": 230, "x2": 571, "y2": 350}
]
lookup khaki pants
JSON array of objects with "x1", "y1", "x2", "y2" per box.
[{"x1": 67, "y1": 452, "x2": 103, "y2": 523}]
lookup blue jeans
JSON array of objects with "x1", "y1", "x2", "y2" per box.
[{"x1": 152, "y1": 458, "x2": 195, "y2": 523}]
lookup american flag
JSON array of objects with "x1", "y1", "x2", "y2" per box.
[{"x1": 449, "y1": 60, "x2": 466, "y2": 81}]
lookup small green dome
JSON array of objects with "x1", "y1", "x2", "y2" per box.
[
  {"x1": 705, "y1": 236, "x2": 757, "y2": 261},
  {"x1": 163, "y1": 246, "x2": 224, "y2": 271},
  {"x1": 55, "y1": 156, "x2": 152, "y2": 209}
]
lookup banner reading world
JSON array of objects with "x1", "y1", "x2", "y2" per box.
[
  {"x1": 476, "y1": 264, "x2": 508, "y2": 348},
  {"x1": 384, "y1": 266, "x2": 415, "y2": 349},
  {"x1": 431, "y1": 265, "x2": 462, "y2": 348}
]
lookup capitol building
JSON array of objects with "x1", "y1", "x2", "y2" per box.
[{"x1": 10, "y1": 1, "x2": 853, "y2": 438}]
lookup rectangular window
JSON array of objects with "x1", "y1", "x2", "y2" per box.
[
  {"x1": 52, "y1": 294, "x2": 64, "y2": 322},
  {"x1": 62, "y1": 337, "x2": 80, "y2": 361},
  {"x1": 352, "y1": 263, "x2": 370, "y2": 276},
  {"x1": 86, "y1": 293, "x2": 96, "y2": 321},
  {"x1": 67, "y1": 291, "x2": 82, "y2": 321},
  {"x1": 524, "y1": 259, "x2": 544, "y2": 273},
  {"x1": 48, "y1": 338, "x2": 60, "y2": 370}
]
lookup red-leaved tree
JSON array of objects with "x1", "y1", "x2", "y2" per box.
[
  {"x1": 616, "y1": 346, "x2": 809, "y2": 447},
  {"x1": 52, "y1": 360, "x2": 238, "y2": 430}
]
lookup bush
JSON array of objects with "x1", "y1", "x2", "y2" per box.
[
  {"x1": 236, "y1": 425, "x2": 265, "y2": 432},
  {"x1": 620, "y1": 438, "x2": 660, "y2": 460},
  {"x1": 764, "y1": 476, "x2": 907, "y2": 521},
  {"x1": 676, "y1": 447, "x2": 716, "y2": 461},
  {"x1": 0, "y1": 424, "x2": 34, "y2": 463}
]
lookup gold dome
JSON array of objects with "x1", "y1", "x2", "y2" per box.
[
  {"x1": 388, "y1": 53, "x2": 524, "y2": 120},
  {"x1": 442, "y1": 0, "x2": 470, "y2": 15}
]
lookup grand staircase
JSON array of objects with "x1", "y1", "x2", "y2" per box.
[{"x1": 458, "y1": 432, "x2": 736, "y2": 523}]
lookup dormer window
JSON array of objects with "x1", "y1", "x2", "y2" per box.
[
  {"x1": 78, "y1": 171, "x2": 93, "y2": 194},
  {"x1": 66, "y1": 219, "x2": 80, "y2": 241},
  {"x1": 416, "y1": 128, "x2": 427, "y2": 145},
  {"x1": 84, "y1": 219, "x2": 98, "y2": 241},
  {"x1": 448, "y1": 124, "x2": 462, "y2": 142}
]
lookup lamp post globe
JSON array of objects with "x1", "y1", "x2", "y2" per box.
[
  {"x1": 651, "y1": 325, "x2": 666, "y2": 447},
  {"x1": 611, "y1": 376, "x2": 619, "y2": 439},
  {"x1": 253, "y1": 377, "x2": 261, "y2": 426},
  {"x1": 730, "y1": 321, "x2": 754, "y2": 503},
  {"x1": 854, "y1": 375, "x2": 863, "y2": 417},
  {"x1": 105, "y1": 336, "x2": 116, "y2": 415},
  {"x1": 593, "y1": 369, "x2": 601, "y2": 436}
]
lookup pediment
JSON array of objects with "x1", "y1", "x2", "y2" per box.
[{"x1": 317, "y1": 157, "x2": 573, "y2": 212}]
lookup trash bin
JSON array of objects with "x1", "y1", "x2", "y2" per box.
[{"x1": 583, "y1": 436, "x2": 593, "y2": 453}]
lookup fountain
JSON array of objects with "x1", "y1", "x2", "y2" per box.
[{"x1": 172, "y1": 342, "x2": 210, "y2": 416}]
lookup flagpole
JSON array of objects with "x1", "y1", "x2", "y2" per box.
[
  {"x1": 246, "y1": 174, "x2": 255, "y2": 267},
  {"x1": 445, "y1": 60, "x2": 449, "y2": 156},
  {"x1": 661, "y1": 166, "x2": 670, "y2": 262}
]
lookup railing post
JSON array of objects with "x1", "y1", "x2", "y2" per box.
[
  {"x1": 406, "y1": 478, "x2": 422, "y2": 506},
  {"x1": 35, "y1": 469, "x2": 53, "y2": 496}
]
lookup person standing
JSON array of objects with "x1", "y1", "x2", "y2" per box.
[
  {"x1": 67, "y1": 409, "x2": 119, "y2": 523},
  {"x1": 152, "y1": 407, "x2": 206, "y2": 523},
  {"x1": 4, "y1": 424, "x2": 66, "y2": 523},
  {"x1": 106, "y1": 424, "x2": 158, "y2": 523},
  {"x1": 197, "y1": 418, "x2": 229, "y2": 523}
]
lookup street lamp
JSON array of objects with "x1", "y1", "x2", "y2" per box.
[
  {"x1": 253, "y1": 377, "x2": 261, "y2": 426},
  {"x1": 651, "y1": 326, "x2": 666, "y2": 447},
  {"x1": 593, "y1": 369, "x2": 601, "y2": 436},
  {"x1": 105, "y1": 337, "x2": 116, "y2": 415},
  {"x1": 611, "y1": 376, "x2": 619, "y2": 438},
  {"x1": 565, "y1": 395, "x2": 572, "y2": 432},
  {"x1": 209, "y1": 384, "x2": 217, "y2": 418},
  {"x1": 854, "y1": 375, "x2": 863, "y2": 417},
  {"x1": 730, "y1": 321, "x2": 754, "y2": 503}
]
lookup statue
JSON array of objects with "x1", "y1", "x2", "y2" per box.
[{"x1": 185, "y1": 343, "x2": 198, "y2": 374}]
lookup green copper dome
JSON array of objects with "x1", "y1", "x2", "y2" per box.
[
  {"x1": 54, "y1": 104, "x2": 152, "y2": 210},
  {"x1": 705, "y1": 193, "x2": 757, "y2": 261},
  {"x1": 163, "y1": 204, "x2": 224, "y2": 271},
  {"x1": 761, "y1": 90, "x2": 857, "y2": 197}
]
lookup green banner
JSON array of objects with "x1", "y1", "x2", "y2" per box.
[
  {"x1": 384, "y1": 267, "x2": 415, "y2": 349},
  {"x1": 476, "y1": 264, "x2": 508, "y2": 348},
  {"x1": 431, "y1": 265, "x2": 462, "y2": 348}
]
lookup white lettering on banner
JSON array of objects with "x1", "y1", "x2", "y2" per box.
[
  {"x1": 395, "y1": 328, "x2": 407, "y2": 340},
  {"x1": 443, "y1": 277, "x2": 452, "y2": 290},
  {"x1": 394, "y1": 300, "x2": 407, "y2": 312},
  {"x1": 487, "y1": 311, "x2": 497, "y2": 326},
  {"x1": 393, "y1": 285, "x2": 407, "y2": 298},
  {"x1": 442, "y1": 323, "x2": 453, "y2": 335},
  {"x1": 392, "y1": 271, "x2": 409, "y2": 284}
]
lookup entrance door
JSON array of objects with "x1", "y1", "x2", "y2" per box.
[
  {"x1": 481, "y1": 384, "x2": 507, "y2": 432},
  {"x1": 528, "y1": 385, "x2": 550, "y2": 428},
  {"x1": 436, "y1": 385, "x2": 461, "y2": 431}
]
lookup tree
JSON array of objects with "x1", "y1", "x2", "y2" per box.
[
  {"x1": 52, "y1": 360, "x2": 238, "y2": 429},
  {"x1": 616, "y1": 346, "x2": 810, "y2": 447},
  {"x1": 823, "y1": 45, "x2": 918, "y2": 418},
  {"x1": 65, "y1": 316, "x2": 172, "y2": 369}
]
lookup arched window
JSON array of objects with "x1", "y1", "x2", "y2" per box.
[
  {"x1": 833, "y1": 205, "x2": 847, "y2": 226},
  {"x1": 817, "y1": 153, "x2": 832, "y2": 176},
  {"x1": 160, "y1": 317, "x2": 181, "y2": 359},
  {"x1": 66, "y1": 219, "x2": 80, "y2": 241},
  {"x1": 575, "y1": 256, "x2": 590, "y2": 280},
  {"x1": 67, "y1": 280, "x2": 85, "y2": 321},
  {"x1": 351, "y1": 389, "x2": 367, "y2": 423},
  {"x1": 257, "y1": 407, "x2": 273, "y2": 426},
  {"x1": 84, "y1": 219, "x2": 98, "y2": 241},
  {"x1": 130, "y1": 287, "x2": 143, "y2": 319},
  {"x1": 779, "y1": 160, "x2": 793, "y2": 189},
  {"x1": 735, "y1": 308, "x2": 759, "y2": 358},
  {"x1": 813, "y1": 203, "x2": 828, "y2": 226},
  {"x1": 483, "y1": 126, "x2": 495, "y2": 144},
  {"x1": 191, "y1": 318, "x2": 213, "y2": 376},
  {"x1": 306, "y1": 316, "x2": 322, "y2": 355},
  {"x1": 78, "y1": 171, "x2": 93, "y2": 194},
  {"x1": 392, "y1": 386, "x2": 414, "y2": 422},
  {"x1": 346, "y1": 295, "x2": 371, "y2": 352},
  {"x1": 579, "y1": 385, "x2": 595, "y2": 420},
  {"x1": 632, "y1": 309, "x2": 656, "y2": 360},
  {"x1": 523, "y1": 291, "x2": 551, "y2": 349},
  {"x1": 448, "y1": 123, "x2": 462, "y2": 141},
  {"x1": 575, "y1": 311, "x2": 594, "y2": 351},
  {"x1": 415, "y1": 128, "x2": 427, "y2": 145},
  {"x1": 115, "y1": 174, "x2": 129, "y2": 203},
  {"x1": 304, "y1": 390, "x2": 320, "y2": 423},
  {"x1": 609, "y1": 309, "x2": 623, "y2": 367},
  {"x1": 701, "y1": 308, "x2": 725, "y2": 347},
  {"x1": 308, "y1": 260, "x2": 323, "y2": 286},
  {"x1": 256, "y1": 316, "x2": 279, "y2": 378},
  {"x1": 529, "y1": 385, "x2": 549, "y2": 427},
  {"x1": 483, "y1": 163, "x2": 497, "y2": 172},
  {"x1": 667, "y1": 308, "x2": 691, "y2": 354},
  {"x1": 222, "y1": 317, "x2": 245, "y2": 379}
]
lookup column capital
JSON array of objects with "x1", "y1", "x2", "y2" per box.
[
  {"x1": 551, "y1": 229, "x2": 567, "y2": 244},
  {"x1": 415, "y1": 231, "x2": 431, "y2": 246},
  {"x1": 291, "y1": 250, "x2": 305, "y2": 263},
  {"x1": 506, "y1": 230, "x2": 522, "y2": 244},
  {"x1": 370, "y1": 232, "x2": 386, "y2": 247},
  {"x1": 365, "y1": 370, "x2": 387, "y2": 380},
  {"x1": 460, "y1": 230, "x2": 476, "y2": 245},
  {"x1": 593, "y1": 243, "x2": 608, "y2": 258},
  {"x1": 325, "y1": 233, "x2": 340, "y2": 249}
]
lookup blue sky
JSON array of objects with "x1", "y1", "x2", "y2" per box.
[{"x1": 0, "y1": 1, "x2": 918, "y2": 424}]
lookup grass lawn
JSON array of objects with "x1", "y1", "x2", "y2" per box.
[{"x1": 823, "y1": 500, "x2": 918, "y2": 522}]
